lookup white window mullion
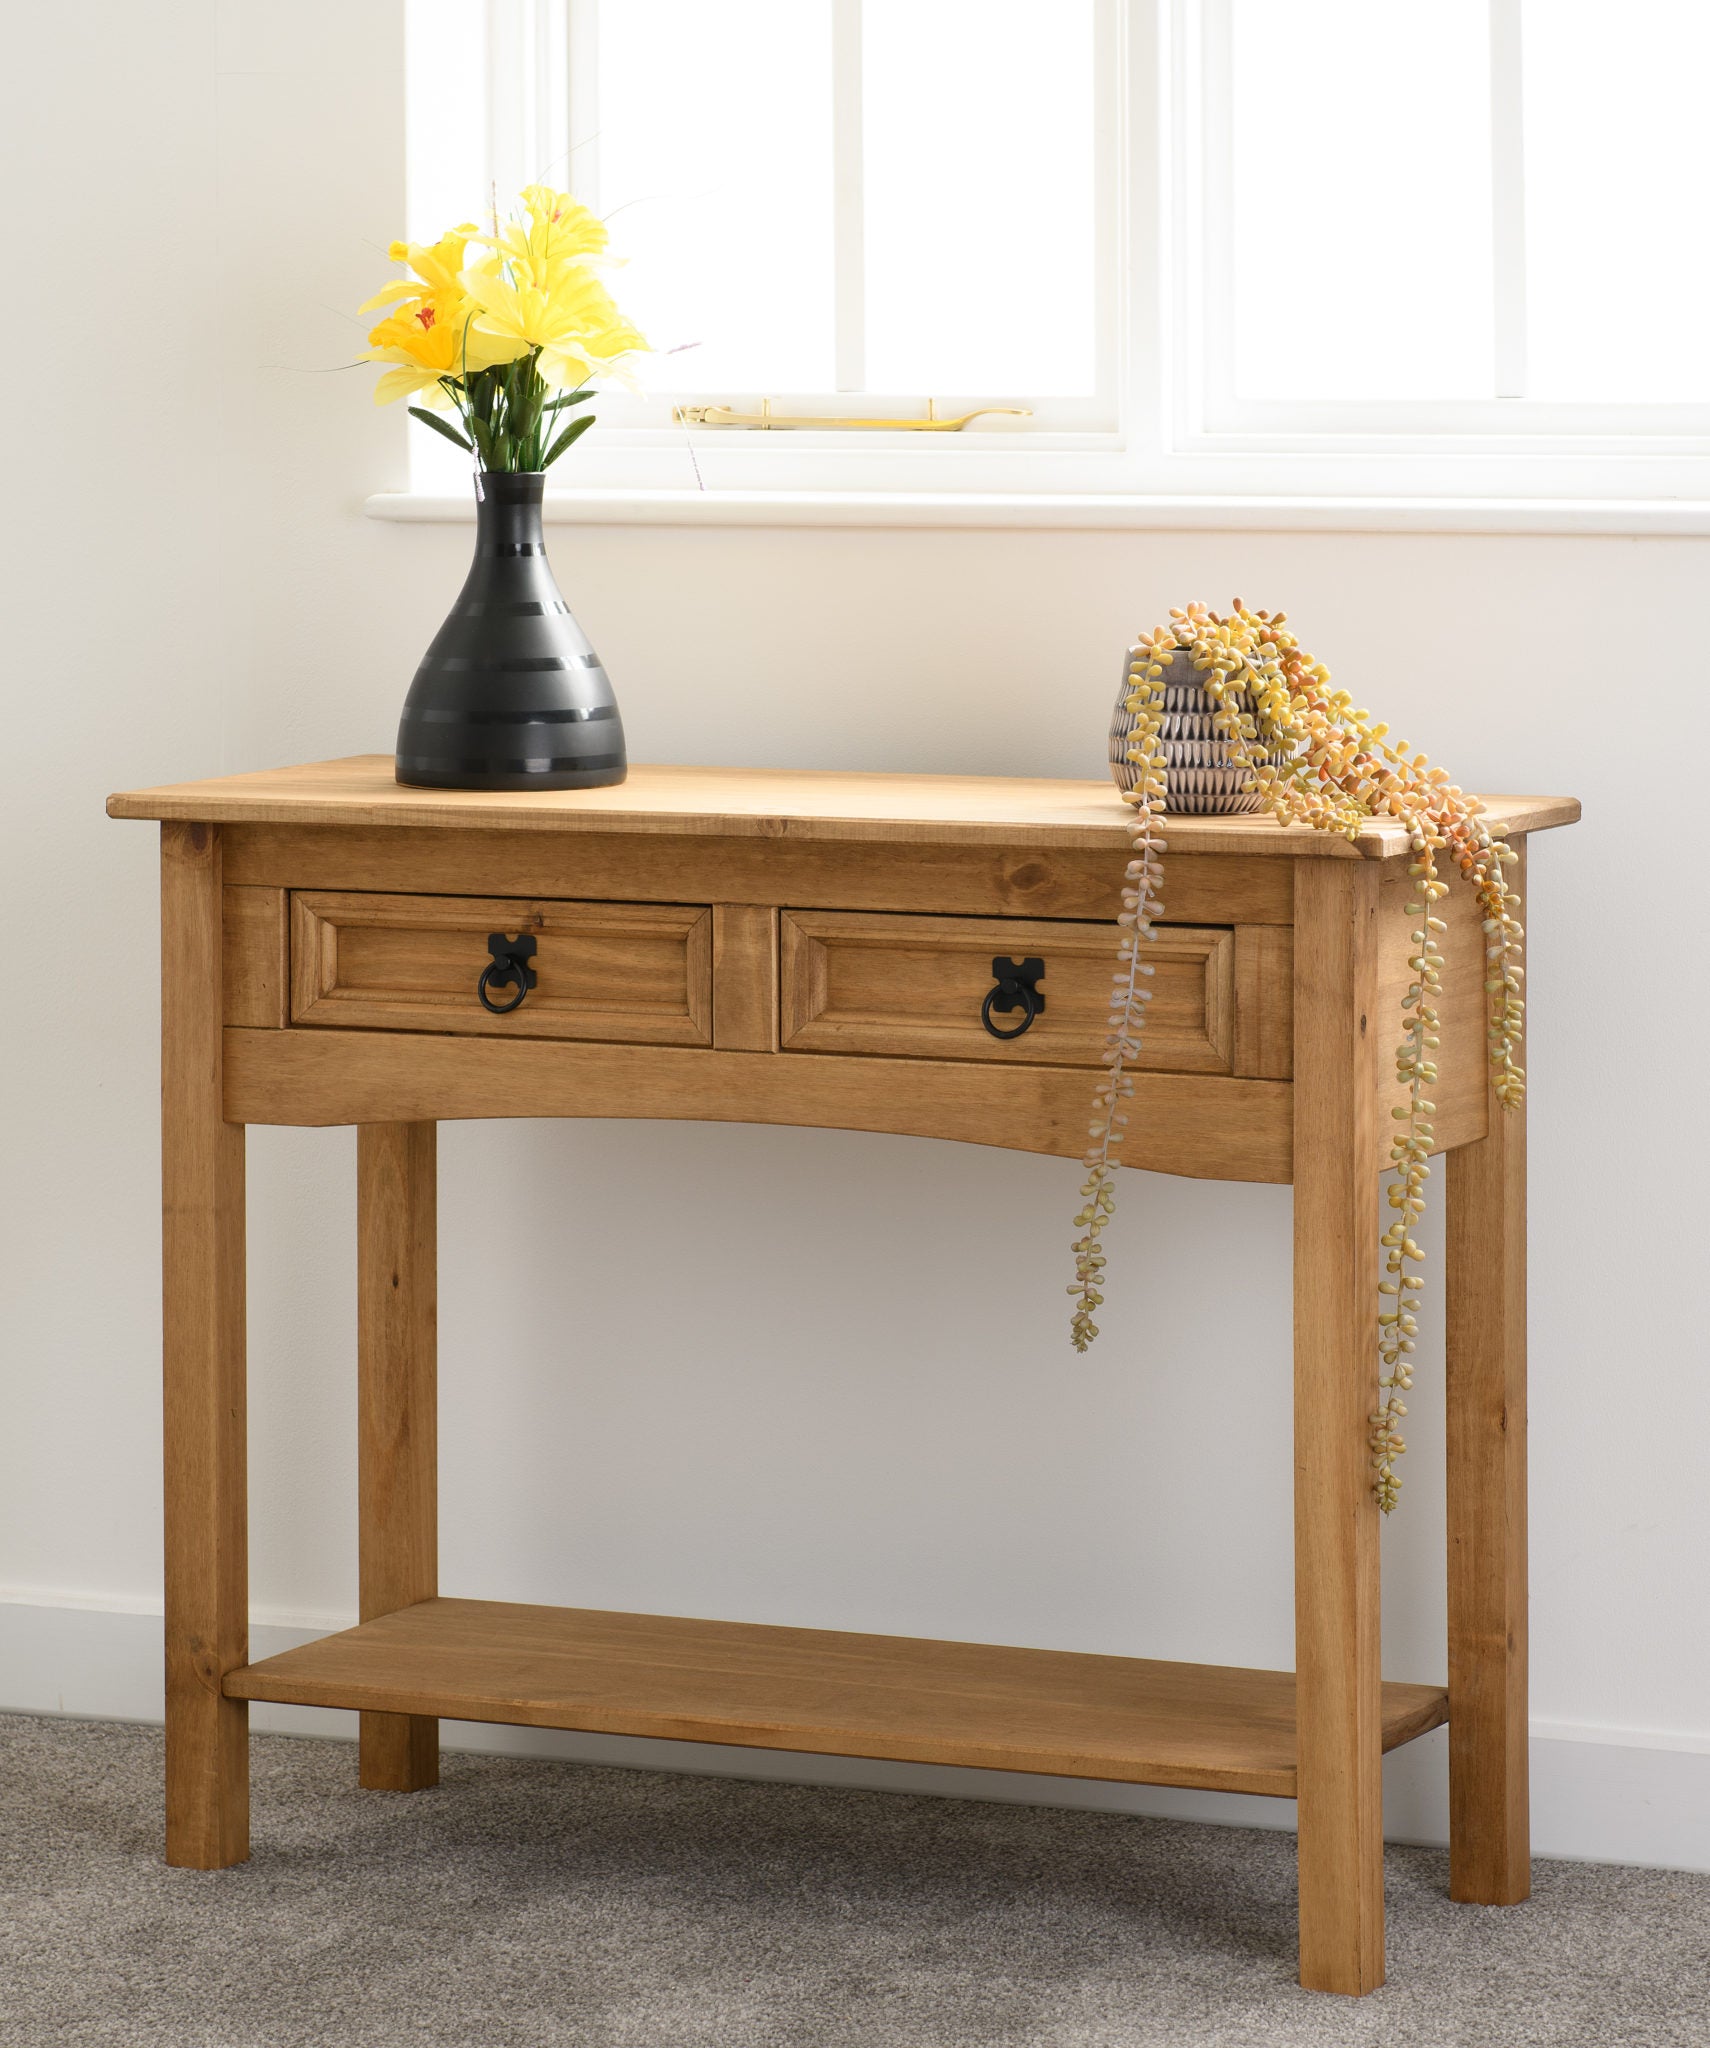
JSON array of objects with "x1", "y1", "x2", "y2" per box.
[
  {"x1": 831, "y1": 0, "x2": 867, "y2": 394},
  {"x1": 565, "y1": 0, "x2": 599, "y2": 213},
  {"x1": 1489, "y1": 0, "x2": 1527, "y2": 400},
  {"x1": 486, "y1": 0, "x2": 572, "y2": 204},
  {"x1": 407, "y1": 0, "x2": 490, "y2": 247},
  {"x1": 1189, "y1": 0, "x2": 1236, "y2": 429},
  {"x1": 1092, "y1": 0, "x2": 1129, "y2": 434}
]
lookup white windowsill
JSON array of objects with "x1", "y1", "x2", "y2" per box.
[{"x1": 364, "y1": 487, "x2": 1710, "y2": 536}]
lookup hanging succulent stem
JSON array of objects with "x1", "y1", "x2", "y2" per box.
[
  {"x1": 1077, "y1": 602, "x2": 1525, "y2": 1512},
  {"x1": 1070, "y1": 643, "x2": 1169, "y2": 1351}
]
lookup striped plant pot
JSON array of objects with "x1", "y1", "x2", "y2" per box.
[{"x1": 1107, "y1": 645, "x2": 1279, "y2": 815}]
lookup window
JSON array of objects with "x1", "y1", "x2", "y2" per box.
[
  {"x1": 1190, "y1": 0, "x2": 1710, "y2": 460},
  {"x1": 401, "y1": 0, "x2": 1710, "y2": 503},
  {"x1": 576, "y1": 0, "x2": 1109, "y2": 413}
]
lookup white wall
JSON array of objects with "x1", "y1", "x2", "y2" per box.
[{"x1": 4, "y1": 3, "x2": 1707, "y2": 1871}]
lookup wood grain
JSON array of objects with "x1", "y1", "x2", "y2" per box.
[
  {"x1": 1446, "y1": 850, "x2": 1529, "y2": 1904},
  {"x1": 712, "y1": 904, "x2": 779, "y2": 1052},
  {"x1": 357, "y1": 1123, "x2": 440, "y2": 1793},
  {"x1": 161, "y1": 822, "x2": 249, "y2": 1868},
  {"x1": 108, "y1": 755, "x2": 1582, "y2": 857},
  {"x1": 1375, "y1": 861, "x2": 1490, "y2": 1152},
  {"x1": 222, "y1": 886, "x2": 288, "y2": 1029},
  {"x1": 290, "y1": 892, "x2": 713, "y2": 1047},
  {"x1": 225, "y1": 1597, "x2": 1447, "y2": 1796},
  {"x1": 223, "y1": 1027, "x2": 1295, "y2": 1183},
  {"x1": 780, "y1": 910, "x2": 1234, "y2": 1072},
  {"x1": 1292, "y1": 859, "x2": 1386, "y2": 1994},
  {"x1": 1234, "y1": 925, "x2": 1294, "y2": 1080},
  {"x1": 222, "y1": 824, "x2": 1297, "y2": 925}
]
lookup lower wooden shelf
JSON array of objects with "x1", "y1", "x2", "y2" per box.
[{"x1": 226, "y1": 1598, "x2": 1448, "y2": 1798}]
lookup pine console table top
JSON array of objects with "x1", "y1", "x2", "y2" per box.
[{"x1": 108, "y1": 753, "x2": 1581, "y2": 856}]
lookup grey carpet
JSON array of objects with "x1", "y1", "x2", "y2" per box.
[{"x1": 1, "y1": 1716, "x2": 1705, "y2": 2048}]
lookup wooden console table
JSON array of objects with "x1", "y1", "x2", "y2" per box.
[{"x1": 109, "y1": 756, "x2": 1579, "y2": 1996}]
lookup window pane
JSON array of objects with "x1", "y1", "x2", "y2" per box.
[
  {"x1": 862, "y1": 0, "x2": 1098, "y2": 395},
  {"x1": 1228, "y1": 0, "x2": 1493, "y2": 401},
  {"x1": 406, "y1": 0, "x2": 486, "y2": 247},
  {"x1": 1523, "y1": 0, "x2": 1710, "y2": 401},
  {"x1": 593, "y1": 0, "x2": 836, "y2": 392}
]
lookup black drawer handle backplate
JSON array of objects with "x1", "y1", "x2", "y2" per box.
[
  {"x1": 982, "y1": 956, "x2": 1046, "y2": 1040},
  {"x1": 478, "y1": 932, "x2": 539, "y2": 1015}
]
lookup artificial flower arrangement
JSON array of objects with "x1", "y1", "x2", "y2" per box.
[
  {"x1": 361, "y1": 183, "x2": 648, "y2": 471},
  {"x1": 1074, "y1": 602, "x2": 1525, "y2": 1512},
  {"x1": 359, "y1": 186, "x2": 649, "y2": 792}
]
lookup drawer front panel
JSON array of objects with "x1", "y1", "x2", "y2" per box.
[
  {"x1": 290, "y1": 892, "x2": 712, "y2": 1045},
  {"x1": 780, "y1": 911, "x2": 1234, "y2": 1071}
]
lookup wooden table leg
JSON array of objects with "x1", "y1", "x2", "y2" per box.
[
  {"x1": 1446, "y1": 841, "x2": 1529, "y2": 1904},
  {"x1": 1292, "y1": 861, "x2": 1385, "y2": 1994},
  {"x1": 161, "y1": 821, "x2": 250, "y2": 1867},
  {"x1": 357, "y1": 1121, "x2": 440, "y2": 1790}
]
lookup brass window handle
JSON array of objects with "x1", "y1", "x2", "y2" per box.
[{"x1": 674, "y1": 399, "x2": 1033, "y2": 432}]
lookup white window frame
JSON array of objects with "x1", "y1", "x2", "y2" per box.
[
  {"x1": 390, "y1": 0, "x2": 1710, "y2": 511},
  {"x1": 1169, "y1": 0, "x2": 1710, "y2": 501},
  {"x1": 403, "y1": 0, "x2": 1124, "y2": 495},
  {"x1": 551, "y1": 0, "x2": 1122, "y2": 437}
]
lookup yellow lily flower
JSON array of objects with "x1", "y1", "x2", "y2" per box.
[
  {"x1": 484, "y1": 186, "x2": 610, "y2": 282},
  {"x1": 461, "y1": 260, "x2": 647, "y2": 389},
  {"x1": 364, "y1": 296, "x2": 464, "y2": 407},
  {"x1": 361, "y1": 225, "x2": 538, "y2": 405},
  {"x1": 359, "y1": 190, "x2": 647, "y2": 455},
  {"x1": 540, "y1": 293, "x2": 649, "y2": 393},
  {"x1": 363, "y1": 291, "x2": 526, "y2": 407},
  {"x1": 359, "y1": 225, "x2": 483, "y2": 313}
]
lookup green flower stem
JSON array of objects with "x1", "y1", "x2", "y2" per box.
[{"x1": 439, "y1": 354, "x2": 597, "y2": 475}]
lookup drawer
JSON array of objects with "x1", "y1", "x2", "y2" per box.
[
  {"x1": 290, "y1": 892, "x2": 712, "y2": 1045},
  {"x1": 779, "y1": 911, "x2": 1234, "y2": 1071}
]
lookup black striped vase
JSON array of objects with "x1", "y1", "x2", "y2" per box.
[{"x1": 395, "y1": 470, "x2": 627, "y2": 791}]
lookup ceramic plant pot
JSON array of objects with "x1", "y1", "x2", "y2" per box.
[
  {"x1": 1107, "y1": 644, "x2": 1282, "y2": 815},
  {"x1": 395, "y1": 470, "x2": 627, "y2": 792}
]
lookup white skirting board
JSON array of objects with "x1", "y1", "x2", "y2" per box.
[{"x1": 4, "y1": 1593, "x2": 1707, "y2": 1874}]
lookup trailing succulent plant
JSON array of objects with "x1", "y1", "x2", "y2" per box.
[{"x1": 1071, "y1": 601, "x2": 1525, "y2": 1512}]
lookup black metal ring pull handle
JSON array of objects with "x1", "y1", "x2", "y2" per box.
[
  {"x1": 981, "y1": 981, "x2": 1039, "y2": 1039},
  {"x1": 477, "y1": 962, "x2": 529, "y2": 1015},
  {"x1": 477, "y1": 932, "x2": 539, "y2": 1015},
  {"x1": 981, "y1": 956, "x2": 1046, "y2": 1041}
]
